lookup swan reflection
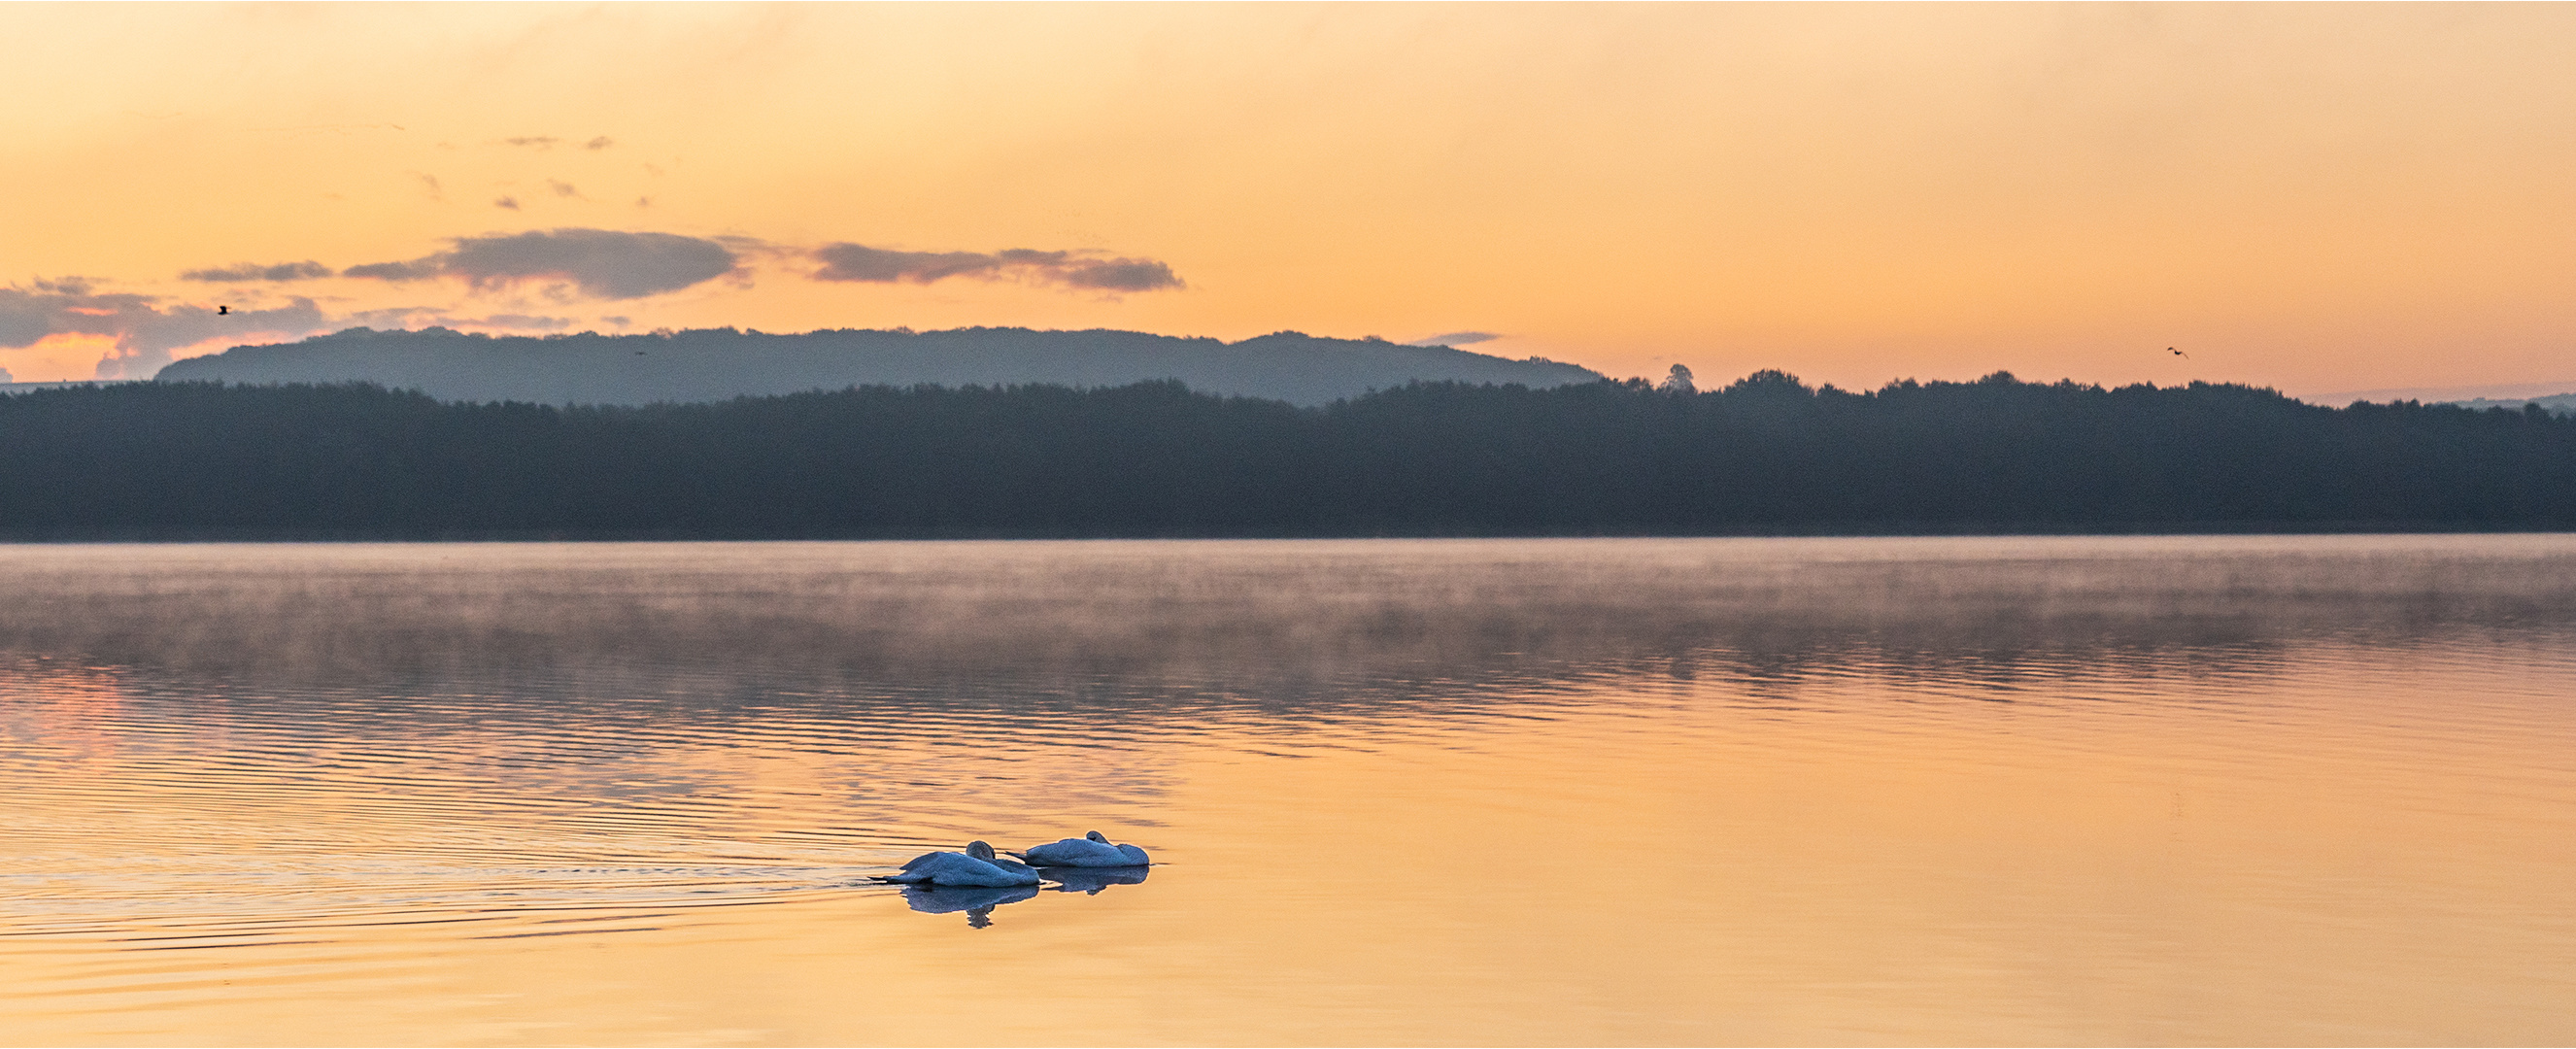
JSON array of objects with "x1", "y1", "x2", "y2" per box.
[
  {"x1": 1045, "y1": 864, "x2": 1150, "y2": 895},
  {"x1": 891, "y1": 861, "x2": 1153, "y2": 927},
  {"x1": 900, "y1": 883, "x2": 1040, "y2": 929}
]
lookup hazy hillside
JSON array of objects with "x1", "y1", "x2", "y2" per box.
[
  {"x1": 2449, "y1": 391, "x2": 2576, "y2": 416},
  {"x1": 152, "y1": 326, "x2": 1605, "y2": 406}
]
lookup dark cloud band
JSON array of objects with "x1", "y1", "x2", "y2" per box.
[
  {"x1": 1407, "y1": 331, "x2": 1501, "y2": 347},
  {"x1": 345, "y1": 228, "x2": 738, "y2": 300},
  {"x1": 810, "y1": 243, "x2": 1182, "y2": 293},
  {"x1": 182, "y1": 261, "x2": 334, "y2": 283}
]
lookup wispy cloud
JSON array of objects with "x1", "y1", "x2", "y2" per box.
[
  {"x1": 343, "y1": 228, "x2": 739, "y2": 300},
  {"x1": 342, "y1": 308, "x2": 579, "y2": 332},
  {"x1": 809, "y1": 243, "x2": 1183, "y2": 293},
  {"x1": 181, "y1": 260, "x2": 333, "y2": 283},
  {"x1": 1406, "y1": 331, "x2": 1500, "y2": 347},
  {"x1": 501, "y1": 135, "x2": 614, "y2": 152},
  {"x1": 340, "y1": 260, "x2": 441, "y2": 282},
  {"x1": 493, "y1": 196, "x2": 521, "y2": 211},
  {"x1": 456, "y1": 312, "x2": 576, "y2": 330}
]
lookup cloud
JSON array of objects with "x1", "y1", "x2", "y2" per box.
[
  {"x1": 456, "y1": 313, "x2": 575, "y2": 330},
  {"x1": 339, "y1": 306, "x2": 439, "y2": 327},
  {"x1": 494, "y1": 195, "x2": 521, "y2": 210},
  {"x1": 181, "y1": 260, "x2": 333, "y2": 283},
  {"x1": 546, "y1": 180, "x2": 580, "y2": 197},
  {"x1": 344, "y1": 310, "x2": 580, "y2": 333},
  {"x1": 502, "y1": 135, "x2": 613, "y2": 152},
  {"x1": 0, "y1": 286, "x2": 329, "y2": 379},
  {"x1": 809, "y1": 243, "x2": 1184, "y2": 293},
  {"x1": 344, "y1": 228, "x2": 739, "y2": 300},
  {"x1": 1406, "y1": 331, "x2": 1501, "y2": 347},
  {"x1": 0, "y1": 365, "x2": 13, "y2": 384},
  {"x1": 0, "y1": 293, "x2": 56, "y2": 347},
  {"x1": 341, "y1": 259, "x2": 443, "y2": 282},
  {"x1": 811, "y1": 246, "x2": 1005, "y2": 284}
]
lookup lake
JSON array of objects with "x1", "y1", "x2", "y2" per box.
[{"x1": 2, "y1": 536, "x2": 2573, "y2": 1045}]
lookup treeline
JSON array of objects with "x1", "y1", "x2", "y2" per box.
[{"x1": 3, "y1": 372, "x2": 2573, "y2": 537}]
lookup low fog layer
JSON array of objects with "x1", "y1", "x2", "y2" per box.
[
  {"x1": 151, "y1": 326, "x2": 1604, "y2": 406},
  {"x1": 2451, "y1": 391, "x2": 2576, "y2": 416},
  {"x1": 6, "y1": 537, "x2": 2575, "y2": 711}
]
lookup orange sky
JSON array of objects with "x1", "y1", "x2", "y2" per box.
[{"x1": 5, "y1": 3, "x2": 2574, "y2": 398}]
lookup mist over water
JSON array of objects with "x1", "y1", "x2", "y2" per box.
[
  {"x1": 9, "y1": 535, "x2": 2572, "y2": 688},
  {"x1": 3, "y1": 537, "x2": 2574, "y2": 1044}
]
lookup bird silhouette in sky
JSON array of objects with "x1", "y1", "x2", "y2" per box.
[
  {"x1": 2169, "y1": 346, "x2": 2187, "y2": 358},
  {"x1": 217, "y1": 305, "x2": 229, "y2": 316}
]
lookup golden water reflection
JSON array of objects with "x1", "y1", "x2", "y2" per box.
[{"x1": 1, "y1": 538, "x2": 2573, "y2": 1044}]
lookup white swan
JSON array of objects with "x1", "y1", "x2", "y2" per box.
[
  {"x1": 882, "y1": 840, "x2": 1042, "y2": 887},
  {"x1": 1016, "y1": 829, "x2": 1151, "y2": 867}
]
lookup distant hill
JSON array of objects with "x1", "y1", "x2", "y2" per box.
[
  {"x1": 152, "y1": 326, "x2": 1605, "y2": 406},
  {"x1": 2448, "y1": 391, "x2": 2576, "y2": 416}
]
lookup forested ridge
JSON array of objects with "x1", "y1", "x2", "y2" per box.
[
  {"x1": 151, "y1": 325, "x2": 1603, "y2": 407},
  {"x1": 4, "y1": 371, "x2": 2572, "y2": 537}
]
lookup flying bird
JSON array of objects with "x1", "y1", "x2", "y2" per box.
[
  {"x1": 2168, "y1": 346, "x2": 2186, "y2": 358},
  {"x1": 217, "y1": 305, "x2": 229, "y2": 315}
]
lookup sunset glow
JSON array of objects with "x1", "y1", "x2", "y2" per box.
[
  {"x1": 3, "y1": 333, "x2": 119, "y2": 384},
  {"x1": 5, "y1": 4, "x2": 2574, "y2": 396}
]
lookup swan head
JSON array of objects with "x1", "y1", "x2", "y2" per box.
[
  {"x1": 965, "y1": 840, "x2": 998, "y2": 861},
  {"x1": 1085, "y1": 830, "x2": 1110, "y2": 844}
]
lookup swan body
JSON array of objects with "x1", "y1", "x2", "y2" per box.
[
  {"x1": 882, "y1": 840, "x2": 1041, "y2": 887},
  {"x1": 1018, "y1": 829, "x2": 1152, "y2": 867}
]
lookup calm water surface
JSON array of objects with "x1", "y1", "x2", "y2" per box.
[{"x1": 1, "y1": 537, "x2": 2573, "y2": 1045}]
